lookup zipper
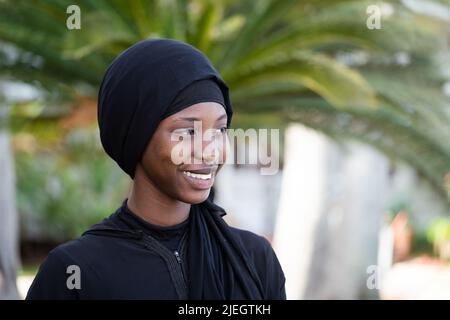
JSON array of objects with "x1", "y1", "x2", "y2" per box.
[
  {"x1": 174, "y1": 250, "x2": 182, "y2": 263},
  {"x1": 131, "y1": 229, "x2": 189, "y2": 299},
  {"x1": 174, "y1": 248, "x2": 187, "y2": 289}
]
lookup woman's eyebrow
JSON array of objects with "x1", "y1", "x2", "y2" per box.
[
  {"x1": 174, "y1": 114, "x2": 227, "y2": 122},
  {"x1": 216, "y1": 113, "x2": 227, "y2": 122}
]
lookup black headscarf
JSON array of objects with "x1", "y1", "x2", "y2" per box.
[
  {"x1": 187, "y1": 201, "x2": 265, "y2": 299},
  {"x1": 97, "y1": 38, "x2": 265, "y2": 299},
  {"x1": 163, "y1": 78, "x2": 226, "y2": 120}
]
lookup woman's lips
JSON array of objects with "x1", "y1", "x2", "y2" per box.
[{"x1": 181, "y1": 170, "x2": 215, "y2": 190}]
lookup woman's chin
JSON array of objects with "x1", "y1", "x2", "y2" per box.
[{"x1": 180, "y1": 189, "x2": 211, "y2": 204}]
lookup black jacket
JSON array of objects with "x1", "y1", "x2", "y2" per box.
[{"x1": 26, "y1": 200, "x2": 286, "y2": 300}]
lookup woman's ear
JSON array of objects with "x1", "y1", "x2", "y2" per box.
[{"x1": 133, "y1": 162, "x2": 145, "y2": 180}]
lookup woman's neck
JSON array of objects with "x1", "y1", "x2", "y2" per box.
[{"x1": 127, "y1": 168, "x2": 190, "y2": 227}]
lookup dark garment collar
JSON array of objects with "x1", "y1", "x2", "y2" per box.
[{"x1": 119, "y1": 198, "x2": 190, "y2": 239}]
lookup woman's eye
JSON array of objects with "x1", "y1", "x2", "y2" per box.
[
  {"x1": 175, "y1": 128, "x2": 195, "y2": 136},
  {"x1": 174, "y1": 127, "x2": 227, "y2": 139},
  {"x1": 187, "y1": 128, "x2": 196, "y2": 136},
  {"x1": 214, "y1": 127, "x2": 227, "y2": 136}
]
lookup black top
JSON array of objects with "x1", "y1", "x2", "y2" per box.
[
  {"x1": 26, "y1": 199, "x2": 286, "y2": 300},
  {"x1": 122, "y1": 202, "x2": 190, "y2": 253}
]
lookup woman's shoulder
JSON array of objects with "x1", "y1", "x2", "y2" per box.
[
  {"x1": 26, "y1": 232, "x2": 132, "y2": 300},
  {"x1": 26, "y1": 238, "x2": 87, "y2": 300},
  {"x1": 44, "y1": 211, "x2": 141, "y2": 264},
  {"x1": 228, "y1": 226, "x2": 274, "y2": 257},
  {"x1": 37, "y1": 236, "x2": 95, "y2": 272},
  {"x1": 228, "y1": 226, "x2": 287, "y2": 299}
]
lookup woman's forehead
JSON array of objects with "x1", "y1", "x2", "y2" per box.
[{"x1": 170, "y1": 102, "x2": 227, "y2": 121}]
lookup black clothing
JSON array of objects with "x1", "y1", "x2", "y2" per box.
[
  {"x1": 122, "y1": 201, "x2": 190, "y2": 252},
  {"x1": 26, "y1": 199, "x2": 286, "y2": 300},
  {"x1": 97, "y1": 38, "x2": 233, "y2": 179}
]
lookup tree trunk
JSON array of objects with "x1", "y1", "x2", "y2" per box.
[
  {"x1": 0, "y1": 113, "x2": 20, "y2": 299},
  {"x1": 273, "y1": 124, "x2": 389, "y2": 299}
]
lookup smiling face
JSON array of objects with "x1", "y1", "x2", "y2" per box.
[{"x1": 136, "y1": 102, "x2": 228, "y2": 204}]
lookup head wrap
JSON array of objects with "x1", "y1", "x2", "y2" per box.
[
  {"x1": 163, "y1": 78, "x2": 225, "y2": 119},
  {"x1": 98, "y1": 38, "x2": 233, "y2": 179}
]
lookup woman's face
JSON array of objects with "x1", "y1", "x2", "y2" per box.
[{"x1": 138, "y1": 102, "x2": 228, "y2": 204}]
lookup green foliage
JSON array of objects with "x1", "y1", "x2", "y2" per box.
[
  {"x1": 16, "y1": 128, "x2": 130, "y2": 240},
  {"x1": 411, "y1": 229, "x2": 434, "y2": 257},
  {"x1": 1, "y1": 0, "x2": 449, "y2": 198},
  {"x1": 427, "y1": 218, "x2": 450, "y2": 247}
]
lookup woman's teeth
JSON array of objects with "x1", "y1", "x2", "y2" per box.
[{"x1": 183, "y1": 171, "x2": 212, "y2": 180}]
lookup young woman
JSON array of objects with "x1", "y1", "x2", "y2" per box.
[{"x1": 26, "y1": 38, "x2": 286, "y2": 300}]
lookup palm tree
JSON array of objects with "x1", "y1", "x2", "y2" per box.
[
  {"x1": 1, "y1": 0, "x2": 448, "y2": 196},
  {"x1": 1, "y1": 0, "x2": 449, "y2": 298}
]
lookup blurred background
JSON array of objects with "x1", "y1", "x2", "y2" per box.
[{"x1": 0, "y1": 0, "x2": 450, "y2": 300}]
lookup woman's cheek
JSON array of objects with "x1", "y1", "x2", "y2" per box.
[{"x1": 219, "y1": 134, "x2": 229, "y2": 165}]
